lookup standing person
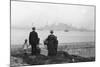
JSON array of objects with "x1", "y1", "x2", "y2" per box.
[
  {"x1": 44, "y1": 30, "x2": 58, "y2": 56},
  {"x1": 23, "y1": 39, "x2": 29, "y2": 54},
  {"x1": 29, "y1": 27, "x2": 39, "y2": 55}
]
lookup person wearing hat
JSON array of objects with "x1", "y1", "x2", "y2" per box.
[
  {"x1": 44, "y1": 30, "x2": 58, "y2": 56},
  {"x1": 29, "y1": 27, "x2": 40, "y2": 55}
]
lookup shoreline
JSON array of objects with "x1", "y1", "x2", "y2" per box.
[
  {"x1": 11, "y1": 42, "x2": 95, "y2": 57},
  {"x1": 10, "y1": 41, "x2": 95, "y2": 66}
]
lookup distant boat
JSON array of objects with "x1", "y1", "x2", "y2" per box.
[{"x1": 64, "y1": 30, "x2": 69, "y2": 32}]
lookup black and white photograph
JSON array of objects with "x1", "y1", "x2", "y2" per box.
[{"x1": 10, "y1": 0, "x2": 96, "y2": 67}]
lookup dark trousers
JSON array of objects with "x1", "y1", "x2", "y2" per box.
[{"x1": 31, "y1": 44, "x2": 37, "y2": 55}]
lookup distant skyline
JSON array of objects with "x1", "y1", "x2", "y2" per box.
[{"x1": 11, "y1": 1, "x2": 95, "y2": 30}]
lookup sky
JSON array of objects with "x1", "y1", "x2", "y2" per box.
[{"x1": 11, "y1": 1, "x2": 95, "y2": 30}]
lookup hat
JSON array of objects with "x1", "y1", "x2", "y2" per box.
[
  {"x1": 32, "y1": 27, "x2": 35, "y2": 30},
  {"x1": 50, "y1": 30, "x2": 54, "y2": 33}
]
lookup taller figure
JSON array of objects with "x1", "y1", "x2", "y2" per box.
[
  {"x1": 44, "y1": 30, "x2": 58, "y2": 56},
  {"x1": 29, "y1": 27, "x2": 39, "y2": 55}
]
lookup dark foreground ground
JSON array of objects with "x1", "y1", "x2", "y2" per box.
[{"x1": 10, "y1": 42, "x2": 95, "y2": 67}]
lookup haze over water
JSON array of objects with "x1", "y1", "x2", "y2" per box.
[{"x1": 11, "y1": 29, "x2": 95, "y2": 45}]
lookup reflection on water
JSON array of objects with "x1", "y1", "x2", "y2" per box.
[{"x1": 11, "y1": 29, "x2": 95, "y2": 45}]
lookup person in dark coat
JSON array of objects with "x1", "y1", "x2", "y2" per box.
[
  {"x1": 29, "y1": 27, "x2": 39, "y2": 55},
  {"x1": 44, "y1": 30, "x2": 58, "y2": 56}
]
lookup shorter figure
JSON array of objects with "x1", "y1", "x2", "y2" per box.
[
  {"x1": 23, "y1": 39, "x2": 29, "y2": 54},
  {"x1": 44, "y1": 30, "x2": 58, "y2": 56}
]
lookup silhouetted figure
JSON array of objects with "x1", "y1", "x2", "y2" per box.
[
  {"x1": 44, "y1": 30, "x2": 58, "y2": 56},
  {"x1": 29, "y1": 27, "x2": 40, "y2": 55}
]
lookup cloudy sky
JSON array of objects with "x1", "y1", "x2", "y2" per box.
[{"x1": 11, "y1": 1, "x2": 95, "y2": 30}]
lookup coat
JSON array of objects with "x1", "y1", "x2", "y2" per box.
[
  {"x1": 45, "y1": 34, "x2": 58, "y2": 56},
  {"x1": 29, "y1": 31, "x2": 39, "y2": 45}
]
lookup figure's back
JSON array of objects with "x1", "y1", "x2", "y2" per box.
[
  {"x1": 47, "y1": 35, "x2": 58, "y2": 45},
  {"x1": 48, "y1": 35, "x2": 55, "y2": 40},
  {"x1": 29, "y1": 31, "x2": 38, "y2": 44},
  {"x1": 46, "y1": 34, "x2": 58, "y2": 56}
]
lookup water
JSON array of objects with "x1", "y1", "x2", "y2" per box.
[{"x1": 11, "y1": 29, "x2": 95, "y2": 45}]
